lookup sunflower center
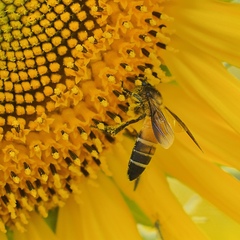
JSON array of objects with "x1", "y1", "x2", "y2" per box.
[
  {"x1": 0, "y1": 0, "x2": 104, "y2": 132},
  {"x1": 0, "y1": 0, "x2": 174, "y2": 232}
]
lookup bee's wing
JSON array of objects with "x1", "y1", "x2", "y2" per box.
[
  {"x1": 165, "y1": 107, "x2": 202, "y2": 151},
  {"x1": 148, "y1": 98, "x2": 174, "y2": 149}
]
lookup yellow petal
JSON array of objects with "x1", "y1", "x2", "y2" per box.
[
  {"x1": 0, "y1": 233, "x2": 7, "y2": 240},
  {"x1": 165, "y1": 0, "x2": 240, "y2": 66},
  {"x1": 160, "y1": 83, "x2": 240, "y2": 169},
  {"x1": 162, "y1": 39, "x2": 240, "y2": 134},
  {"x1": 56, "y1": 174, "x2": 142, "y2": 240},
  {"x1": 158, "y1": 138, "x2": 240, "y2": 224},
  {"x1": 15, "y1": 212, "x2": 58, "y2": 240},
  {"x1": 169, "y1": 178, "x2": 240, "y2": 240}
]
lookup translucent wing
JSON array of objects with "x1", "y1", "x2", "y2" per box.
[
  {"x1": 165, "y1": 107, "x2": 202, "y2": 151},
  {"x1": 148, "y1": 98, "x2": 174, "y2": 149}
]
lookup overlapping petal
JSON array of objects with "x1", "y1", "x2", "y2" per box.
[
  {"x1": 160, "y1": 84, "x2": 240, "y2": 169},
  {"x1": 164, "y1": 0, "x2": 240, "y2": 66},
  {"x1": 56, "y1": 174, "x2": 142, "y2": 240},
  {"x1": 169, "y1": 178, "x2": 240, "y2": 240},
  {"x1": 14, "y1": 212, "x2": 58, "y2": 240},
  {"x1": 162, "y1": 0, "x2": 240, "y2": 134},
  {"x1": 162, "y1": 40, "x2": 240, "y2": 134}
]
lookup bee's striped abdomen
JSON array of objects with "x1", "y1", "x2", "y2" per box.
[{"x1": 128, "y1": 136, "x2": 156, "y2": 181}]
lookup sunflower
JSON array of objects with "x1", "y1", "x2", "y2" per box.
[{"x1": 1, "y1": 0, "x2": 240, "y2": 239}]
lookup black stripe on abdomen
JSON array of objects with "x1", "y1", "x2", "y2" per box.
[{"x1": 128, "y1": 137, "x2": 156, "y2": 181}]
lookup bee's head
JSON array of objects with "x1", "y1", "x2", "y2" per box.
[{"x1": 143, "y1": 83, "x2": 163, "y2": 106}]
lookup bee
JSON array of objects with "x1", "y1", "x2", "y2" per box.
[{"x1": 101, "y1": 79, "x2": 201, "y2": 181}]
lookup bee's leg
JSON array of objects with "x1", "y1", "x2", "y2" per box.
[
  {"x1": 103, "y1": 113, "x2": 146, "y2": 136},
  {"x1": 165, "y1": 107, "x2": 202, "y2": 151},
  {"x1": 124, "y1": 127, "x2": 138, "y2": 139},
  {"x1": 113, "y1": 114, "x2": 146, "y2": 135}
]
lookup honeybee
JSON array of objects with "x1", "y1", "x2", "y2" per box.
[{"x1": 101, "y1": 80, "x2": 201, "y2": 181}]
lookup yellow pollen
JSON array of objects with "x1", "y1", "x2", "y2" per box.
[
  {"x1": 24, "y1": 168, "x2": 31, "y2": 175},
  {"x1": 96, "y1": 123, "x2": 105, "y2": 131},
  {"x1": 38, "y1": 205, "x2": 48, "y2": 218},
  {"x1": 80, "y1": 132, "x2": 88, "y2": 141},
  {"x1": 53, "y1": 174, "x2": 61, "y2": 188},
  {"x1": 74, "y1": 158, "x2": 81, "y2": 166},
  {"x1": 107, "y1": 75, "x2": 116, "y2": 83},
  {"x1": 101, "y1": 100, "x2": 109, "y2": 107},
  {"x1": 118, "y1": 95, "x2": 126, "y2": 101},
  {"x1": 19, "y1": 213, "x2": 28, "y2": 225},
  {"x1": 0, "y1": 221, "x2": 6, "y2": 233},
  {"x1": 41, "y1": 173, "x2": 48, "y2": 183},
  {"x1": 52, "y1": 152, "x2": 60, "y2": 159},
  {"x1": 21, "y1": 197, "x2": 33, "y2": 211},
  {"x1": 38, "y1": 187, "x2": 48, "y2": 201},
  {"x1": 12, "y1": 175, "x2": 20, "y2": 184},
  {"x1": 62, "y1": 132, "x2": 69, "y2": 140}
]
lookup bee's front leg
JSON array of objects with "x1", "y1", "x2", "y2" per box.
[{"x1": 101, "y1": 114, "x2": 146, "y2": 136}]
